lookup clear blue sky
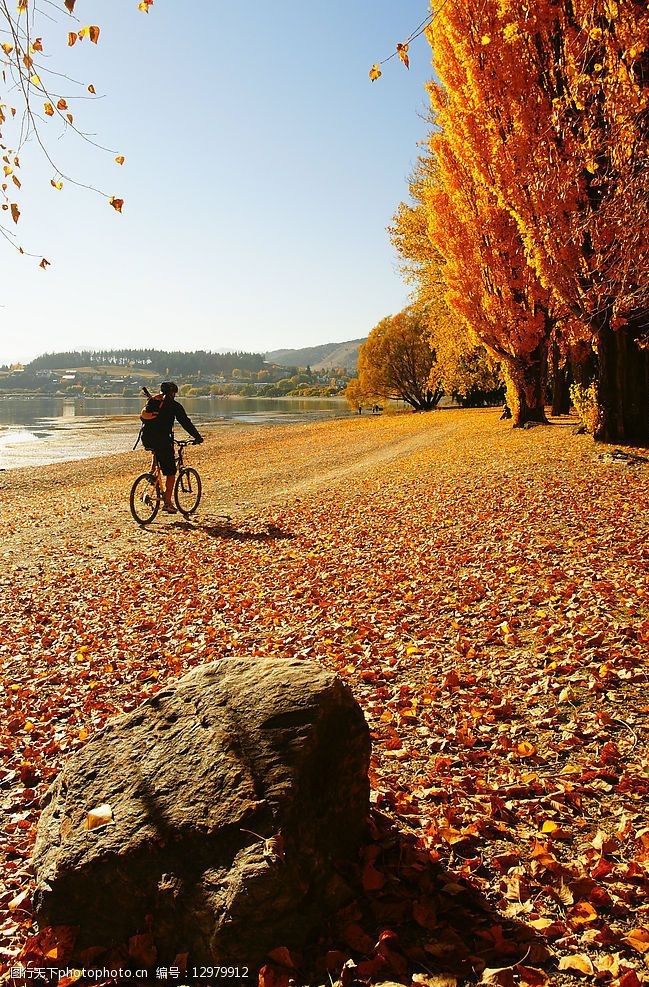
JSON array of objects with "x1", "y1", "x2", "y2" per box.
[{"x1": 1, "y1": 1, "x2": 432, "y2": 365}]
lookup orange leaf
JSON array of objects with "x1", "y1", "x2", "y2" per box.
[
  {"x1": 44, "y1": 102, "x2": 54, "y2": 116},
  {"x1": 369, "y1": 64, "x2": 382, "y2": 82},
  {"x1": 89, "y1": 25, "x2": 101, "y2": 43},
  {"x1": 10, "y1": 203, "x2": 19, "y2": 224},
  {"x1": 64, "y1": 0, "x2": 76, "y2": 11},
  {"x1": 567, "y1": 901, "x2": 598, "y2": 926},
  {"x1": 51, "y1": 179, "x2": 63, "y2": 190},
  {"x1": 266, "y1": 947, "x2": 296, "y2": 969},
  {"x1": 68, "y1": 32, "x2": 77, "y2": 46},
  {"x1": 115, "y1": 155, "x2": 125, "y2": 165},
  {"x1": 516, "y1": 740, "x2": 537, "y2": 757},
  {"x1": 39, "y1": 258, "x2": 51, "y2": 269},
  {"x1": 362, "y1": 861, "x2": 385, "y2": 890},
  {"x1": 57, "y1": 98, "x2": 68, "y2": 111},
  {"x1": 88, "y1": 84, "x2": 96, "y2": 94},
  {"x1": 109, "y1": 196, "x2": 124, "y2": 213},
  {"x1": 623, "y1": 928, "x2": 649, "y2": 953},
  {"x1": 397, "y1": 43, "x2": 410, "y2": 69}
]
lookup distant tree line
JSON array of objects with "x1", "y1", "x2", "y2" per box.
[{"x1": 27, "y1": 350, "x2": 265, "y2": 376}]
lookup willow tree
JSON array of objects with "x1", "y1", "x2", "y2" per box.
[{"x1": 353, "y1": 307, "x2": 443, "y2": 411}]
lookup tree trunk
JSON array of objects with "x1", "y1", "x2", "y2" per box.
[
  {"x1": 550, "y1": 341, "x2": 571, "y2": 415},
  {"x1": 594, "y1": 317, "x2": 649, "y2": 443},
  {"x1": 502, "y1": 342, "x2": 548, "y2": 426}
]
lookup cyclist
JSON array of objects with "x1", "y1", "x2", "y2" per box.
[{"x1": 141, "y1": 381, "x2": 204, "y2": 513}]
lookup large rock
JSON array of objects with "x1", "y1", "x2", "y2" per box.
[{"x1": 33, "y1": 657, "x2": 371, "y2": 967}]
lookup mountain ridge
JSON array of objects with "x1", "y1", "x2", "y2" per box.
[{"x1": 265, "y1": 338, "x2": 364, "y2": 372}]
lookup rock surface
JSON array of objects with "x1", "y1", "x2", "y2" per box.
[{"x1": 33, "y1": 657, "x2": 371, "y2": 967}]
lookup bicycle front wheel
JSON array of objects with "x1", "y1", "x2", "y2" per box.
[
  {"x1": 174, "y1": 467, "x2": 202, "y2": 515},
  {"x1": 130, "y1": 472, "x2": 161, "y2": 525}
]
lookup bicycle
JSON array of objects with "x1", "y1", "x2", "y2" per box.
[{"x1": 129, "y1": 439, "x2": 202, "y2": 525}]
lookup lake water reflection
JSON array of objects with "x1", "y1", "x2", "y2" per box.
[{"x1": 0, "y1": 395, "x2": 352, "y2": 470}]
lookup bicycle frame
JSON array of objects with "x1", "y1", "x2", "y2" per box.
[{"x1": 148, "y1": 439, "x2": 192, "y2": 488}]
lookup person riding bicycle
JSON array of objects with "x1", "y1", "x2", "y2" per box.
[{"x1": 141, "y1": 381, "x2": 203, "y2": 513}]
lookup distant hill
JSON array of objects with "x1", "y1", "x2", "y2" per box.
[{"x1": 265, "y1": 339, "x2": 364, "y2": 372}]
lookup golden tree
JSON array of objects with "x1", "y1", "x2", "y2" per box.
[
  {"x1": 353, "y1": 307, "x2": 443, "y2": 411},
  {"x1": 424, "y1": 0, "x2": 649, "y2": 440},
  {"x1": 389, "y1": 151, "x2": 503, "y2": 409}
]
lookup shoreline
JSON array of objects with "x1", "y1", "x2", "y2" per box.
[{"x1": 0, "y1": 396, "x2": 355, "y2": 472}]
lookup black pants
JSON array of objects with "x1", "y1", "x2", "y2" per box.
[{"x1": 145, "y1": 442, "x2": 176, "y2": 476}]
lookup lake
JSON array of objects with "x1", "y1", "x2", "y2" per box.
[{"x1": 0, "y1": 395, "x2": 353, "y2": 470}]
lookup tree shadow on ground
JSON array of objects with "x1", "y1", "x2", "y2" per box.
[{"x1": 169, "y1": 516, "x2": 295, "y2": 542}]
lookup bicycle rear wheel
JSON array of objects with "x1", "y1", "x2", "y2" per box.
[
  {"x1": 174, "y1": 467, "x2": 202, "y2": 515},
  {"x1": 130, "y1": 472, "x2": 161, "y2": 524}
]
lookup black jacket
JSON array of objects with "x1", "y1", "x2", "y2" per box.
[{"x1": 142, "y1": 395, "x2": 201, "y2": 447}]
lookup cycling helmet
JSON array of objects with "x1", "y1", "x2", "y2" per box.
[{"x1": 160, "y1": 381, "x2": 179, "y2": 395}]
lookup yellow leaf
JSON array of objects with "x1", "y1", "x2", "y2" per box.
[
  {"x1": 1, "y1": 42, "x2": 14, "y2": 55},
  {"x1": 8, "y1": 890, "x2": 29, "y2": 913},
  {"x1": 109, "y1": 196, "x2": 124, "y2": 213},
  {"x1": 4, "y1": 164, "x2": 12, "y2": 175},
  {"x1": 84, "y1": 803, "x2": 113, "y2": 831},
  {"x1": 30, "y1": 74, "x2": 41, "y2": 87},
  {"x1": 481, "y1": 35, "x2": 491, "y2": 45},
  {"x1": 541, "y1": 820, "x2": 559, "y2": 834},
  {"x1": 10, "y1": 202, "x2": 19, "y2": 224},
  {"x1": 78, "y1": 727, "x2": 89, "y2": 740},
  {"x1": 369, "y1": 63, "x2": 382, "y2": 82},
  {"x1": 68, "y1": 32, "x2": 77, "y2": 46},
  {"x1": 44, "y1": 102, "x2": 54, "y2": 116},
  {"x1": 558, "y1": 955, "x2": 594, "y2": 975},
  {"x1": 115, "y1": 155, "x2": 125, "y2": 165},
  {"x1": 51, "y1": 179, "x2": 63, "y2": 190},
  {"x1": 138, "y1": 0, "x2": 154, "y2": 10}
]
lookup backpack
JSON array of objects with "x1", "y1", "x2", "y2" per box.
[
  {"x1": 140, "y1": 393, "x2": 165, "y2": 423},
  {"x1": 133, "y1": 391, "x2": 168, "y2": 450}
]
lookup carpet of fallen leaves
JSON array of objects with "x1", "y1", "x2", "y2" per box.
[{"x1": 1, "y1": 409, "x2": 648, "y2": 987}]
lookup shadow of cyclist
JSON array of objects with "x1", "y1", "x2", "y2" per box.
[{"x1": 168, "y1": 517, "x2": 295, "y2": 542}]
